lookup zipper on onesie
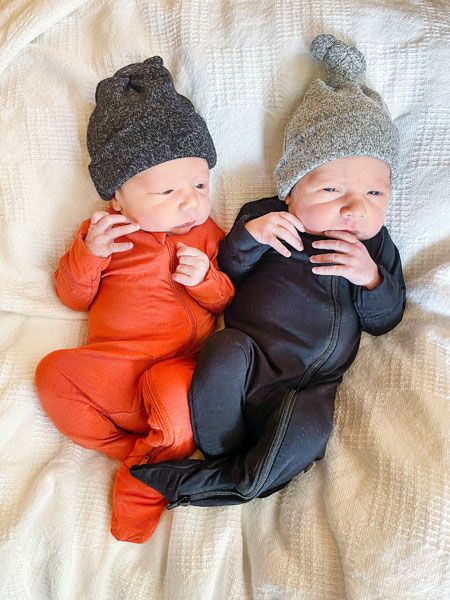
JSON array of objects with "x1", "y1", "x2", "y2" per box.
[
  {"x1": 166, "y1": 236, "x2": 198, "y2": 354},
  {"x1": 174, "y1": 276, "x2": 342, "y2": 506}
]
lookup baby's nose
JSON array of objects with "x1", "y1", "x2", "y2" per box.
[
  {"x1": 180, "y1": 191, "x2": 198, "y2": 212},
  {"x1": 340, "y1": 195, "x2": 366, "y2": 218}
]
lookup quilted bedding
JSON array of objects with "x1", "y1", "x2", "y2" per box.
[{"x1": 0, "y1": 1, "x2": 449, "y2": 598}]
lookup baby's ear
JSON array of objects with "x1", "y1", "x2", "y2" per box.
[
  {"x1": 111, "y1": 194, "x2": 121, "y2": 212},
  {"x1": 285, "y1": 193, "x2": 291, "y2": 206}
]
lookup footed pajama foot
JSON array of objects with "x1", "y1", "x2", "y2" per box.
[
  {"x1": 130, "y1": 452, "x2": 290, "y2": 508},
  {"x1": 130, "y1": 458, "x2": 251, "y2": 509},
  {"x1": 111, "y1": 462, "x2": 167, "y2": 543}
]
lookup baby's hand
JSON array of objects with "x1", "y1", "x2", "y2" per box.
[
  {"x1": 172, "y1": 243, "x2": 210, "y2": 287},
  {"x1": 84, "y1": 211, "x2": 140, "y2": 258},
  {"x1": 244, "y1": 212, "x2": 305, "y2": 257},
  {"x1": 310, "y1": 230, "x2": 381, "y2": 289}
]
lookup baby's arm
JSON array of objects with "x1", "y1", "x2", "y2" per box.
[
  {"x1": 352, "y1": 228, "x2": 406, "y2": 335},
  {"x1": 181, "y1": 221, "x2": 235, "y2": 314},
  {"x1": 218, "y1": 201, "x2": 304, "y2": 285},
  {"x1": 311, "y1": 227, "x2": 405, "y2": 335},
  {"x1": 309, "y1": 227, "x2": 406, "y2": 335},
  {"x1": 53, "y1": 211, "x2": 138, "y2": 311}
]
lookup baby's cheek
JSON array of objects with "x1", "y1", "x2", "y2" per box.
[
  {"x1": 136, "y1": 208, "x2": 168, "y2": 231},
  {"x1": 200, "y1": 199, "x2": 211, "y2": 219},
  {"x1": 301, "y1": 207, "x2": 324, "y2": 229}
]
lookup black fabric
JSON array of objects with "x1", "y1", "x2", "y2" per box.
[{"x1": 131, "y1": 196, "x2": 406, "y2": 506}]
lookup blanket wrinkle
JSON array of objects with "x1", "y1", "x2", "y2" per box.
[{"x1": 0, "y1": 0, "x2": 87, "y2": 76}]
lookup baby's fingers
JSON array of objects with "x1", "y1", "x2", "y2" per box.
[
  {"x1": 177, "y1": 255, "x2": 203, "y2": 267},
  {"x1": 91, "y1": 212, "x2": 132, "y2": 231},
  {"x1": 172, "y1": 272, "x2": 189, "y2": 285},
  {"x1": 110, "y1": 242, "x2": 134, "y2": 254},
  {"x1": 90, "y1": 210, "x2": 110, "y2": 225},
  {"x1": 268, "y1": 236, "x2": 292, "y2": 258},
  {"x1": 310, "y1": 252, "x2": 346, "y2": 265},
  {"x1": 311, "y1": 264, "x2": 348, "y2": 277},
  {"x1": 275, "y1": 224, "x2": 303, "y2": 252},
  {"x1": 323, "y1": 230, "x2": 358, "y2": 243},
  {"x1": 311, "y1": 238, "x2": 353, "y2": 254},
  {"x1": 175, "y1": 242, "x2": 204, "y2": 257},
  {"x1": 173, "y1": 263, "x2": 195, "y2": 277},
  {"x1": 280, "y1": 211, "x2": 306, "y2": 233},
  {"x1": 105, "y1": 222, "x2": 140, "y2": 241}
]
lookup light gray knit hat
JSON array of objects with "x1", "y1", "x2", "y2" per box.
[
  {"x1": 275, "y1": 34, "x2": 400, "y2": 201},
  {"x1": 87, "y1": 56, "x2": 217, "y2": 200}
]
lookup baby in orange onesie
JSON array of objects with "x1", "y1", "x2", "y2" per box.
[{"x1": 35, "y1": 56, "x2": 234, "y2": 543}]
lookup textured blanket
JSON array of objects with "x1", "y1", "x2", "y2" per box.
[{"x1": 0, "y1": 1, "x2": 449, "y2": 599}]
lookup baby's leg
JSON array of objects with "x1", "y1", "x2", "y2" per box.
[
  {"x1": 131, "y1": 380, "x2": 337, "y2": 507},
  {"x1": 188, "y1": 328, "x2": 260, "y2": 457},
  {"x1": 35, "y1": 349, "x2": 148, "y2": 462},
  {"x1": 111, "y1": 356, "x2": 196, "y2": 543}
]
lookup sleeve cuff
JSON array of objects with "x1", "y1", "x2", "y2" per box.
[
  {"x1": 186, "y1": 261, "x2": 234, "y2": 311},
  {"x1": 355, "y1": 265, "x2": 399, "y2": 319},
  {"x1": 65, "y1": 232, "x2": 111, "y2": 281},
  {"x1": 220, "y1": 219, "x2": 269, "y2": 270}
]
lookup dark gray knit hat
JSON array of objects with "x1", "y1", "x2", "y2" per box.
[
  {"x1": 275, "y1": 34, "x2": 400, "y2": 201},
  {"x1": 87, "y1": 56, "x2": 217, "y2": 200}
]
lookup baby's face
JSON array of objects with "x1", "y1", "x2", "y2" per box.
[
  {"x1": 286, "y1": 156, "x2": 391, "y2": 240},
  {"x1": 112, "y1": 157, "x2": 211, "y2": 234}
]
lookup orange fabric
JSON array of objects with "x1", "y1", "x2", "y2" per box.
[
  {"x1": 35, "y1": 348, "x2": 150, "y2": 461},
  {"x1": 111, "y1": 357, "x2": 196, "y2": 543},
  {"x1": 35, "y1": 216, "x2": 234, "y2": 543}
]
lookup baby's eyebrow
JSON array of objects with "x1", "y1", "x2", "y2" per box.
[
  {"x1": 369, "y1": 180, "x2": 390, "y2": 188},
  {"x1": 312, "y1": 176, "x2": 340, "y2": 185}
]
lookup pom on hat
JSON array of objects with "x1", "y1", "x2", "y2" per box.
[{"x1": 310, "y1": 34, "x2": 366, "y2": 87}]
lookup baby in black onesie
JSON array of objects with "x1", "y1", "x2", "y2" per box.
[{"x1": 131, "y1": 35, "x2": 406, "y2": 509}]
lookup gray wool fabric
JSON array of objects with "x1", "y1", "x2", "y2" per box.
[
  {"x1": 87, "y1": 56, "x2": 217, "y2": 200},
  {"x1": 275, "y1": 34, "x2": 400, "y2": 201}
]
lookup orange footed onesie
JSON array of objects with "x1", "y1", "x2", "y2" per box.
[
  {"x1": 111, "y1": 356, "x2": 197, "y2": 543},
  {"x1": 35, "y1": 214, "x2": 234, "y2": 543}
]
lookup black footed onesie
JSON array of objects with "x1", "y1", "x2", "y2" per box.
[{"x1": 131, "y1": 197, "x2": 406, "y2": 507}]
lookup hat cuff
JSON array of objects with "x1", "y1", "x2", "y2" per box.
[
  {"x1": 89, "y1": 117, "x2": 217, "y2": 200},
  {"x1": 275, "y1": 110, "x2": 399, "y2": 200}
]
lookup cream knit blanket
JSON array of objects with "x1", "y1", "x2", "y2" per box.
[{"x1": 0, "y1": 1, "x2": 448, "y2": 598}]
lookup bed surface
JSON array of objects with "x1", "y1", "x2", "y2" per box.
[{"x1": 0, "y1": 1, "x2": 449, "y2": 598}]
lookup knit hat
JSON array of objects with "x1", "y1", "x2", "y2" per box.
[
  {"x1": 87, "y1": 56, "x2": 217, "y2": 200},
  {"x1": 275, "y1": 34, "x2": 400, "y2": 201}
]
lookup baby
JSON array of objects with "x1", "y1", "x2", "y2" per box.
[
  {"x1": 131, "y1": 35, "x2": 406, "y2": 508},
  {"x1": 35, "y1": 57, "x2": 234, "y2": 542}
]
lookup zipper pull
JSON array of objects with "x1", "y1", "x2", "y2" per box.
[{"x1": 167, "y1": 496, "x2": 191, "y2": 510}]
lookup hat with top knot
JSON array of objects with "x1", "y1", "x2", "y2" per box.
[
  {"x1": 275, "y1": 34, "x2": 400, "y2": 201},
  {"x1": 87, "y1": 56, "x2": 217, "y2": 200}
]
